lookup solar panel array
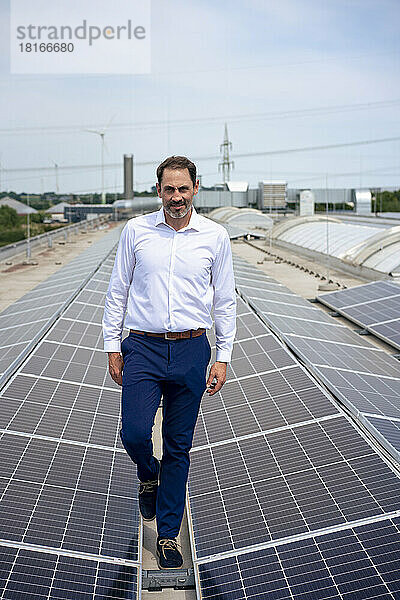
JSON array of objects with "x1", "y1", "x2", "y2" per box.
[
  {"x1": 0, "y1": 247, "x2": 142, "y2": 599},
  {"x1": 187, "y1": 292, "x2": 400, "y2": 599},
  {"x1": 0, "y1": 225, "x2": 123, "y2": 382},
  {"x1": 2, "y1": 226, "x2": 400, "y2": 599},
  {"x1": 198, "y1": 517, "x2": 400, "y2": 599},
  {"x1": 233, "y1": 256, "x2": 400, "y2": 465},
  {"x1": 317, "y1": 280, "x2": 400, "y2": 350}
]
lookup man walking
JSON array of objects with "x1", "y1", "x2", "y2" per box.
[{"x1": 102, "y1": 155, "x2": 236, "y2": 569}]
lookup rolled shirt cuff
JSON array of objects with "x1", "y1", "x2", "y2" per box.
[
  {"x1": 215, "y1": 349, "x2": 232, "y2": 363},
  {"x1": 104, "y1": 340, "x2": 121, "y2": 353}
]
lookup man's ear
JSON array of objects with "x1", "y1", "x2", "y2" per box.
[
  {"x1": 193, "y1": 179, "x2": 200, "y2": 196},
  {"x1": 156, "y1": 183, "x2": 162, "y2": 197}
]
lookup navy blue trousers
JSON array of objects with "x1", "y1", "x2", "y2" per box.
[{"x1": 120, "y1": 331, "x2": 211, "y2": 538}]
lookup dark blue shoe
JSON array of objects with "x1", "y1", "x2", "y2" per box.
[
  {"x1": 156, "y1": 537, "x2": 183, "y2": 569},
  {"x1": 138, "y1": 459, "x2": 159, "y2": 521}
]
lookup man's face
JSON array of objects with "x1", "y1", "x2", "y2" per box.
[{"x1": 156, "y1": 168, "x2": 199, "y2": 219}]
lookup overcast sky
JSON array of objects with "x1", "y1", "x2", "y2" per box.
[{"x1": 0, "y1": 0, "x2": 399, "y2": 195}]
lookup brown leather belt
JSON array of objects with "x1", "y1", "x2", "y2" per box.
[{"x1": 130, "y1": 328, "x2": 205, "y2": 340}]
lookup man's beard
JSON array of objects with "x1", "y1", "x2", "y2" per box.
[{"x1": 164, "y1": 201, "x2": 192, "y2": 219}]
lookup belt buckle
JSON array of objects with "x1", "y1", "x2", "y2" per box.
[{"x1": 165, "y1": 332, "x2": 176, "y2": 340}]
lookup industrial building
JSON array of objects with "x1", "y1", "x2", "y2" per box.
[
  {"x1": 63, "y1": 186, "x2": 375, "y2": 222},
  {"x1": 44, "y1": 201, "x2": 71, "y2": 222},
  {"x1": 0, "y1": 196, "x2": 38, "y2": 215}
]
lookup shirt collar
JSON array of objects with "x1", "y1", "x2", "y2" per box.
[{"x1": 155, "y1": 205, "x2": 201, "y2": 231}]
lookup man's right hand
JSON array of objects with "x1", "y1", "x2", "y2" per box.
[{"x1": 108, "y1": 352, "x2": 124, "y2": 386}]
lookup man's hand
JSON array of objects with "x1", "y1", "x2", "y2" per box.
[
  {"x1": 108, "y1": 352, "x2": 124, "y2": 386},
  {"x1": 206, "y1": 361, "x2": 227, "y2": 396}
]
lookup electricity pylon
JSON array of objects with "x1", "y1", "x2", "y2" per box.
[{"x1": 218, "y1": 123, "x2": 234, "y2": 184}]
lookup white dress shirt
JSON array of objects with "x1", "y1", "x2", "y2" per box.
[{"x1": 102, "y1": 206, "x2": 236, "y2": 362}]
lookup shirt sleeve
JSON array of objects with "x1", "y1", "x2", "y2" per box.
[
  {"x1": 211, "y1": 229, "x2": 236, "y2": 362},
  {"x1": 102, "y1": 222, "x2": 135, "y2": 352}
]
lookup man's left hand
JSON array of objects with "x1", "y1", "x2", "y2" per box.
[{"x1": 206, "y1": 361, "x2": 227, "y2": 396}]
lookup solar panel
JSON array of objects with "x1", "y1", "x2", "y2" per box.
[
  {"x1": 233, "y1": 256, "x2": 400, "y2": 465},
  {"x1": 188, "y1": 287, "x2": 400, "y2": 599},
  {"x1": 197, "y1": 517, "x2": 400, "y2": 600},
  {"x1": 189, "y1": 415, "x2": 400, "y2": 559},
  {"x1": 341, "y1": 297, "x2": 400, "y2": 326},
  {"x1": 235, "y1": 274, "x2": 278, "y2": 287},
  {"x1": 314, "y1": 366, "x2": 400, "y2": 419},
  {"x1": 250, "y1": 291, "x2": 338, "y2": 323},
  {"x1": 370, "y1": 320, "x2": 400, "y2": 350},
  {"x1": 362, "y1": 415, "x2": 400, "y2": 462},
  {"x1": 282, "y1": 337, "x2": 399, "y2": 378},
  {"x1": 2, "y1": 234, "x2": 400, "y2": 599},
  {"x1": 0, "y1": 433, "x2": 138, "y2": 559},
  {"x1": 228, "y1": 333, "x2": 296, "y2": 379},
  {"x1": 258, "y1": 314, "x2": 372, "y2": 347},
  {"x1": 195, "y1": 365, "x2": 337, "y2": 448},
  {"x1": 0, "y1": 547, "x2": 139, "y2": 599},
  {"x1": 0, "y1": 238, "x2": 141, "y2": 598},
  {"x1": 0, "y1": 226, "x2": 123, "y2": 381},
  {"x1": 318, "y1": 280, "x2": 400, "y2": 308},
  {"x1": 1, "y1": 375, "x2": 121, "y2": 447},
  {"x1": 318, "y1": 280, "x2": 400, "y2": 350},
  {"x1": 193, "y1": 328, "x2": 339, "y2": 449},
  {"x1": 246, "y1": 295, "x2": 338, "y2": 324}
]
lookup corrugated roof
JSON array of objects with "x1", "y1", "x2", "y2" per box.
[
  {"x1": 278, "y1": 221, "x2": 379, "y2": 256},
  {"x1": 274, "y1": 216, "x2": 400, "y2": 274}
]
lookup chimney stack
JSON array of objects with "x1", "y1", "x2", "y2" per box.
[{"x1": 123, "y1": 154, "x2": 134, "y2": 200}]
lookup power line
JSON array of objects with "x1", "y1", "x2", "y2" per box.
[
  {"x1": 149, "y1": 48, "x2": 400, "y2": 76},
  {"x1": 287, "y1": 165, "x2": 400, "y2": 185},
  {"x1": 3, "y1": 163, "x2": 123, "y2": 174},
  {"x1": 5, "y1": 48, "x2": 397, "y2": 81},
  {"x1": 230, "y1": 136, "x2": 400, "y2": 159},
  {"x1": 1, "y1": 99, "x2": 399, "y2": 136},
  {"x1": 3, "y1": 134, "x2": 399, "y2": 176}
]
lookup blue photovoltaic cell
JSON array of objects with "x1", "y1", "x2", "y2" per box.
[
  {"x1": 0, "y1": 432, "x2": 139, "y2": 561},
  {"x1": 189, "y1": 413, "x2": 400, "y2": 559},
  {"x1": 233, "y1": 257, "x2": 400, "y2": 464},
  {"x1": 318, "y1": 280, "x2": 400, "y2": 309},
  {"x1": 313, "y1": 366, "x2": 400, "y2": 419},
  {"x1": 0, "y1": 237, "x2": 141, "y2": 597},
  {"x1": 0, "y1": 226, "x2": 122, "y2": 379},
  {"x1": 317, "y1": 280, "x2": 400, "y2": 351},
  {"x1": 369, "y1": 320, "x2": 400, "y2": 350},
  {"x1": 193, "y1": 363, "x2": 339, "y2": 448},
  {"x1": 189, "y1": 250, "x2": 400, "y2": 600},
  {"x1": 197, "y1": 517, "x2": 400, "y2": 600},
  {"x1": 282, "y1": 336, "x2": 399, "y2": 378},
  {"x1": 364, "y1": 415, "x2": 400, "y2": 459},
  {"x1": 0, "y1": 546, "x2": 139, "y2": 599}
]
